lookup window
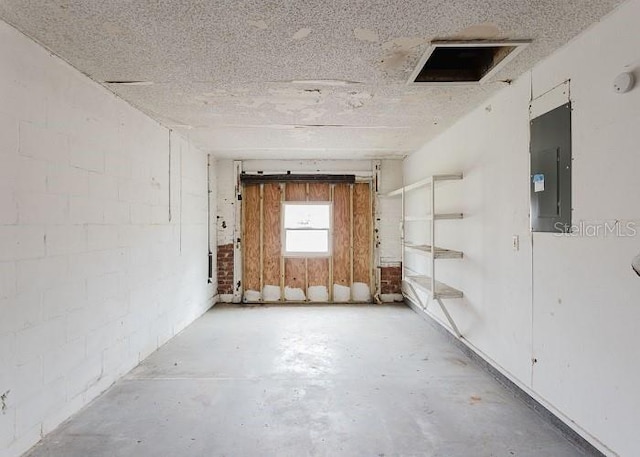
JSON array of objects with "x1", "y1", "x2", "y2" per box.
[{"x1": 283, "y1": 202, "x2": 331, "y2": 256}]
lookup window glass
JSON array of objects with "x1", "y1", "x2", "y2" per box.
[
  {"x1": 285, "y1": 230, "x2": 329, "y2": 253},
  {"x1": 283, "y1": 203, "x2": 331, "y2": 256},
  {"x1": 284, "y1": 204, "x2": 331, "y2": 229}
]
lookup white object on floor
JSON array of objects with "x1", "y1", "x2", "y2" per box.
[
  {"x1": 308, "y1": 285, "x2": 329, "y2": 302},
  {"x1": 352, "y1": 282, "x2": 371, "y2": 301},
  {"x1": 244, "y1": 290, "x2": 261, "y2": 302},
  {"x1": 380, "y1": 293, "x2": 404, "y2": 303},
  {"x1": 262, "y1": 285, "x2": 281, "y2": 302},
  {"x1": 284, "y1": 286, "x2": 306, "y2": 301},
  {"x1": 333, "y1": 284, "x2": 351, "y2": 302}
]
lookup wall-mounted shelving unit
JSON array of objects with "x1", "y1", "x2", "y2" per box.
[{"x1": 386, "y1": 174, "x2": 464, "y2": 337}]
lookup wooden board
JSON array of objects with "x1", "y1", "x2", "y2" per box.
[
  {"x1": 307, "y1": 183, "x2": 330, "y2": 289},
  {"x1": 262, "y1": 183, "x2": 281, "y2": 288},
  {"x1": 332, "y1": 183, "x2": 351, "y2": 286},
  {"x1": 353, "y1": 182, "x2": 371, "y2": 285},
  {"x1": 285, "y1": 182, "x2": 307, "y2": 201},
  {"x1": 307, "y1": 257, "x2": 329, "y2": 288},
  {"x1": 243, "y1": 179, "x2": 373, "y2": 303},
  {"x1": 242, "y1": 184, "x2": 261, "y2": 293},
  {"x1": 308, "y1": 182, "x2": 330, "y2": 202},
  {"x1": 284, "y1": 183, "x2": 307, "y2": 293}
]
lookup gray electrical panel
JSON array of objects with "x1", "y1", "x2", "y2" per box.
[{"x1": 530, "y1": 102, "x2": 572, "y2": 233}]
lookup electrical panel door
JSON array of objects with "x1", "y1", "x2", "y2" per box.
[{"x1": 530, "y1": 103, "x2": 572, "y2": 232}]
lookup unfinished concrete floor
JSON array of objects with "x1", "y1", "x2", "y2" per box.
[{"x1": 25, "y1": 305, "x2": 588, "y2": 457}]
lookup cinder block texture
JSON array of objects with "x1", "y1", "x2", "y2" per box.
[{"x1": 0, "y1": 19, "x2": 214, "y2": 457}]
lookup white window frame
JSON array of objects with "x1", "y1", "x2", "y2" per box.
[{"x1": 281, "y1": 201, "x2": 332, "y2": 258}]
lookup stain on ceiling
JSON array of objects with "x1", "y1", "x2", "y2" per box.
[{"x1": 0, "y1": 0, "x2": 623, "y2": 159}]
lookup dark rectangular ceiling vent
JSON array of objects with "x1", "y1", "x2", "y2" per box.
[{"x1": 409, "y1": 40, "x2": 531, "y2": 85}]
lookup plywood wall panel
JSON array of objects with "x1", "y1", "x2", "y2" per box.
[
  {"x1": 284, "y1": 182, "x2": 308, "y2": 294},
  {"x1": 307, "y1": 183, "x2": 331, "y2": 290},
  {"x1": 285, "y1": 182, "x2": 307, "y2": 201},
  {"x1": 243, "y1": 179, "x2": 373, "y2": 302},
  {"x1": 332, "y1": 183, "x2": 351, "y2": 286},
  {"x1": 285, "y1": 258, "x2": 306, "y2": 292},
  {"x1": 262, "y1": 183, "x2": 281, "y2": 288},
  {"x1": 308, "y1": 182, "x2": 330, "y2": 201},
  {"x1": 353, "y1": 182, "x2": 372, "y2": 285},
  {"x1": 307, "y1": 258, "x2": 329, "y2": 288},
  {"x1": 242, "y1": 184, "x2": 261, "y2": 293}
]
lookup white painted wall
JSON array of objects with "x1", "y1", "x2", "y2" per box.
[
  {"x1": 377, "y1": 159, "x2": 403, "y2": 266},
  {"x1": 208, "y1": 156, "x2": 218, "y2": 294},
  {"x1": 403, "y1": 2, "x2": 640, "y2": 455},
  {"x1": 215, "y1": 159, "x2": 237, "y2": 249},
  {"x1": 0, "y1": 20, "x2": 214, "y2": 457}
]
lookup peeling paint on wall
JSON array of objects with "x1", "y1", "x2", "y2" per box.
[{"x1": 216, "y1": 160, "x2": 236, "y2": 246}]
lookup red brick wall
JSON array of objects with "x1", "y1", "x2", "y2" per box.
[
  {"x1": 217, "y1": 243, "x2": 234, "y2": 295},
  {"x1": 380, "y1": 265, "x2": 402, "y2": 294}
]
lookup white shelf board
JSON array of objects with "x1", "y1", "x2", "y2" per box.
[
  {"x1": 434, "y1": 212, "x2": 464, "y2": 220},
  {"x1": 403, "y1": 275, "x2": 463, "y2": 299},
  {"x1": 386, "y1": 174, "x2": 463, "y2": 197},
  {"x1": 404, "y1": 213, "x2": 463, "y2": 221},
  {"x1": 403, "y1": 243, "x2": 463, "y2": 259},
  {"x1": 432, "y1": 174, "x2": 463, "y2": 182}
]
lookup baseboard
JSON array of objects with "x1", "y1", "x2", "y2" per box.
[{"x1": 404, "y1": 297, "x2": 608, "y2": 457}]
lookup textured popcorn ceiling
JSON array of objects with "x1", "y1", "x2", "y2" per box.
[{"x1": 0, "y1": 0, "x2": 623, "y2": 159}]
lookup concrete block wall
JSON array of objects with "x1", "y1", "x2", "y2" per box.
[{"x1": 0, "y1": 20, "x2": 214, "y2": 457}]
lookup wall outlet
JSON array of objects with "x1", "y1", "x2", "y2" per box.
[{"x1": 512, "y1": 235, "x2": 520, "y2": 251}]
